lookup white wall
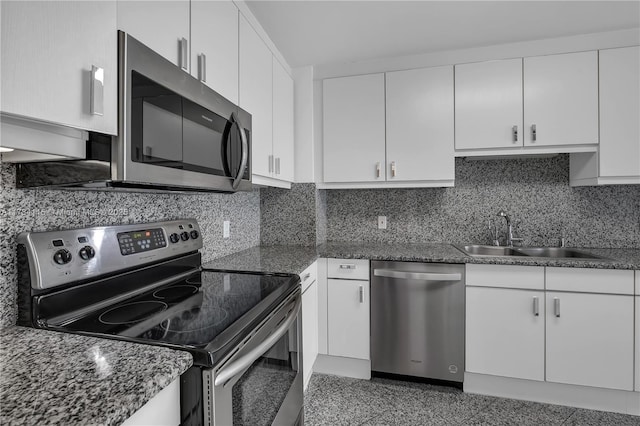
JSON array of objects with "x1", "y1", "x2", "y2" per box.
[{"x1": 293, "y1": 66, "x2": 314, "y2": 182}]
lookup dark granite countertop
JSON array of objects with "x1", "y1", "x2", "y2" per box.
[
  {"x1": 205, "y1": 243, "x2": 640, "y2": 274},
  {"x1": 0, "y1": 327, "x2": 192, "y2": 426}
]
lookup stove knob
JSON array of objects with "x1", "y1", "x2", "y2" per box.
[
  {"x1": 169, "y1": 233, "x2": 180, "y2": 243},
  {"x1": 180, "y1": 231, "x2": 190, "y2": 241},
  {"x1": 53, "y1": 249, "x2": 72, "y2": 265},
  {"x1": 79, "y1": 246, "x2": 95, "y2": 261},
  {"x1": 190, "y1": 230, "x2": 199, "y2": 240}
]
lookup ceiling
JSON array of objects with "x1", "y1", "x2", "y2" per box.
[{"x1": 245, "y1": 1, "x2": 640, "y2": 68}]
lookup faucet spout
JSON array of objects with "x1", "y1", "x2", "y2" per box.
[{"x1": 497, "y1": 210, "x2": 514, "y2": 247}]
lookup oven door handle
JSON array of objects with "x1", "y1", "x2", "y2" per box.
[
  {"x1": 214, "y1": 295, "x2": 301, "y2": 387},
  {"x1": 231, "y1": 112, "x2": 248, "y2": 191}
]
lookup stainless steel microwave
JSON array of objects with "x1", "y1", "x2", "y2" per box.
[{"x1": 17, "y1": 31, "x2": 252, "y2": 193}]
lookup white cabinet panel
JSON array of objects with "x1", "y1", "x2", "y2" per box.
[
  {"x1": 323, "y1": 74, "x2": 386, "y2": 183},
  {"x1": 117, "y1": 0, "x2": 190, "y2": 70},
  {"x1": 386, "y1": 66, "x2": 454, "y2": 182},
  {"x1": 465, "y1": 264, "x2": 544, "y2": 290},
  {"x1": 524, "y1": 51, "x2": 598, "y2": 147},
  {"x1": 302, "y1": 279, "x2": 318, "y2": 391},
  {"x1": 454, "y1": 59, "x2": 523, "y2": 150},
  {"x1": 1, "y1": 1, "x2": 117, "y2": 134},
  {"x1": 327, "y1": 259, "x2": 370, "y2": 280},
  {"x1": 272, "y1": 58, "x2": 294, "y2": 182},
  {"x1": 546, "y1": 292, "x2": 634, "y2": 391},
  {"x1": 599, "y1": 46, "x2": 640, "y2": 179},
  {"x1": 546, "y1": 267, "x2": 634, "y2": 295},
  {"x1": 190, "y1": 0, "x2": 238, "y2": 104},
  {"x1": 466, "y1": 287, "x2": 545, "y2": 381},
  {"x1": 635, "y1": 295, "x2": 639, "y2": 392},
  {"x1": 239, "y1": 14, "x2": 273, "y2": 177},
  {"x1": 327, "y1": 279, "x2": 370, "y2": 360}
]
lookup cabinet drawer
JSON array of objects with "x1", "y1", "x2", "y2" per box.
[
  {"x1": 546, "y1": 267, "x2": 634, "y2": 295},
  {"x1": 327, "y1": 259, "x2": 370, "y2": 280},
  {"x1": 466, "y1": 264, "x2": 544, "y2": 290},
  {"x1": 300, "y1": 261, "x2": 318, "y2": 293}
]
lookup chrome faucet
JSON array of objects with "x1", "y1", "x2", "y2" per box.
[{"x1": 497, "y1": 210, "x2": 523, "y2": 247}]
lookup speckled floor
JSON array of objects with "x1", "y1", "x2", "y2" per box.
[{"x1": 304, "y1": 374, "x2": 640, "y2": 426}]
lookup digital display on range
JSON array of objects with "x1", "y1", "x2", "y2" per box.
[{"x1": 117, "y1": 228, "x2": 166, "y2": 256}]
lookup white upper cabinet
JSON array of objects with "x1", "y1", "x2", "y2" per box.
[
  {"x1": 117, "y1": 0, "x2": 190, "y2": 71},
  {"x1": 455, "y1": 59, "x2": 523, "y2": 150},
  {"x1": 386, "y1": 66, "x2": 454, "y2": 182},
  {"x1": 1, "y1": 1, "x2": 117, "y2": 134},
  {"x1": 323, "y1": 73, "x2": 386, "y2": 183},
  {"x1": 190, "y1": 0, "x2": 239, "y2": 104},
  {"x1": 272, "y1": 58, "x2": 295, "y2": 182},
  {"x1": 239, "y1": 14, "x2": 273, "y2": 178},
  {"x1": 524, "y1": 51, "x2": 598, "y2": 147}
]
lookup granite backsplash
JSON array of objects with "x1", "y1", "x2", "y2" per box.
[{"x1": 0, "y1": 161, "x2": 260, "y2": 328}]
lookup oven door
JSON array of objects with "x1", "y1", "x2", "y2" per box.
[{"x1": 203, "y1": 291, "x2": 303, "y2": 426}]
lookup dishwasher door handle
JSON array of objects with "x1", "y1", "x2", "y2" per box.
[{"x1": 373, "y1": 269, "x2": 462, "y2": 281}]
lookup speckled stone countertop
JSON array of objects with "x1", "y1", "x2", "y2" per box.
[
  {"x1": 205, "y1": 243, "x2": 640, "y2": 274},
  {"x1": 203, "y1": 245, "x2": 320, "y2": 275},
  {"x1": 0, "y1": 327, "x2": 192, "y2": 426}
]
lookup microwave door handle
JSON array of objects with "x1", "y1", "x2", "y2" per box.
[
  {"x1": 214, "y1": 296, "x2": 301, "y2": 387},
  {"x1": 231, "y1": 112, "x2": 248, "y2": 190}
]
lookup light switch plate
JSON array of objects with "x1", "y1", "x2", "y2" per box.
[
  {"x1": 223, "y1": 220, "x2": 230, "y2": 238},
  {"x1": 378, "y1": 216, "x2": 387, "y2": 230}
]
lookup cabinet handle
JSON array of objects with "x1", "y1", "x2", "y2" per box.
[
  {"x1": 512, "y1": 125, "x2": 518, "y2": 143},
  {"x1": 376, "y1": 162, "x2": 381, "y2": 178},
  {"x1": 359, "y1": 285, "x2": 364, "y2": 303},
  {"x1": 179, "y1": 38, "x2": 188, "y2": 71},
  {"x1": 532, "y1": 296, "x2": 539, "y2": 316},
  {"x1": 275, "y1": 157, "x2": 281, "y2": 175},
  {"x1": 391, "y1": 161, "x2": 396, "y2": 178},
  {"x1": 198, "y1": 53, "x2": 206, "y2": 82},
  {"x1": 553, "y1": 297, "x2": 560, "y2": 317},
  {"x1": 301, "y1": 273, "x2": 311, "y2": 282},
  {"x1": 90, "y1": 65, "x2": 104, "y2": 116},
  {"x1": 339, "y1": 264, "x2": 356, "y2": 270},
  {"x1": 268, "y1": 155, "x2": 274, "y2": 173},
  {"x1": 531, "y1": 124, "x2": 537, "y2": 142}
]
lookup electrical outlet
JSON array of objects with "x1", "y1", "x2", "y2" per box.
[
  {"x1": 223, "y1": 220, "x2": 230, "y2": 238},
  {"x1": 378, "y1": 216, "x2": 387, "y2": 230}
]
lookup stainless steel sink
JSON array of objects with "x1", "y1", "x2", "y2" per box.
[
  {"x1": 457, "y1": 245, "x2": 528, "y2": 257},
  {"x1": 456, "y1": 245, "x2": 609, "y2": 260}
]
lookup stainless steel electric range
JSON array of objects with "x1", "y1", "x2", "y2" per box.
[{"x1": 16, "y1": 219, "x2": 303, "y2": 426}]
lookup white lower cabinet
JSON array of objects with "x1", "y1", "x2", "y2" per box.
[
  {"x1": 301, "y1": 262, "x2": 318, "y2": 392},
  {"x1": 546, "y1": 292, "x2": 634, "y2": 391},
  {"x1": 466, "y1": 287, "x2": 544, "y2": 381},
  {"x1": 121, "y1": 378, "x2": 180, "y2": 426},
  {"x1": 635, "y1": 292, "x2": 639, "y2": 392},
  {"x1": 327, "y1": 278, "x2": 370, "y2": 360}
]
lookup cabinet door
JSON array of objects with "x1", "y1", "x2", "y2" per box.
[
  {"x1": 466, "y1": 287, "x2": 544, "y2": 381},
  {"x1": 386, "y1": 66, "x2": 454, "y2": 182},
  {"x1": 327, "y1": 279, "x2": 370, "y2": 360},
  {"x1": 454, "y1": 58, "x2": 523, "y2": 150},
  {"x1": 546, "y1": 292, "x2": 634, "y2": 390},
  {"x1": 1, "y1": 1, "x2": 117, "y2": 134},
  {"x1": 524, "y1": 51, "x2": 598, "y2": 146},
  {"x1": 190, "y1": 0, "x2": 239, "y2": 104},
  {"x1": 302, "y1": 280, "x2": 318, "y2": 391},
  {"x1": 117, "y1": 0, "x2": 190, "y2": 70},
  {"x1": 599, "y1": 46, "x2": 640, "y2": 178},
  {"x1": 239, "y1": 14, "x2": 273, "y2": 177},
  {"x1": 636, "y1": 295, "x2": 639, "y2": 392},
  {"x1": 323, "y1": 74, "x2": 386, "y2": 183},
  {"x1": 272, "y1": 58, "x2": 294, "y2": 182}
]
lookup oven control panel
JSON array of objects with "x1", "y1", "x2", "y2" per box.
[{"x1": 18, "y1": 219, "x2": 202, "y2": 290}]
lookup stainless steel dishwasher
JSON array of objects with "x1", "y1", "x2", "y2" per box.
[{"x1": 371, "y1": 261, "x2": 465, "y2": 383}]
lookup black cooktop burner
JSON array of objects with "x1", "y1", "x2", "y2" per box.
[
  {"x1": 153, "y1": 285, "x2": 199, "y2": 301},
  {"x1": 99, "y1": 301, "x2": 168, "y2": 325}
]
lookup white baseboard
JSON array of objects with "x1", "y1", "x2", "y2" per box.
[{"x1": 464, "y1": 372, "x2": 640, "y2": 416}]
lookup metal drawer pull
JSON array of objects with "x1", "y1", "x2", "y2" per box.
[
  {"x1": 512, "y1": 125, "x2": 518, "y2": 143},
  {"x1": 376, "y1": 162, "x2": 381, "y2": 178},
  {"x1": 531, "y1": 124, "x2": 537, "y2": 142},
  {"x1": 533, "y1": 296, "x2": 539, "y2": 316},
  {"x1": 275, "y1": 157, "x2": 281, "y2": 175},
  {"x1": 553, "y1": 297, "x2": 560, "y2": 317},
  {"x1": 373, "y1": 269, "x2": 461, "y2": 281},
  {"x1": 359, "y1": 285, "x2": 364, "y2": 303},
  {"x1": 198, "y1": 53, "x2": 207, "y2": 82},
  {"x1": 300, "y1": 273, "x2": 311, "y2": 282},
  {"x1": 90, "y1": 65, "x2": 104, "y2": 116},
  {"x1": 179, "y1": 37, "x2": 188, "y2": 71},
  {"x1": 391, "y1": 161, "x2": 396, "y2": 178},
  {"x1": 339, "y1": 264, "x2": 356, "y2": 270},
  {"x1": 268, "y1": 155, "x2": 274, "y2": 173}
]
